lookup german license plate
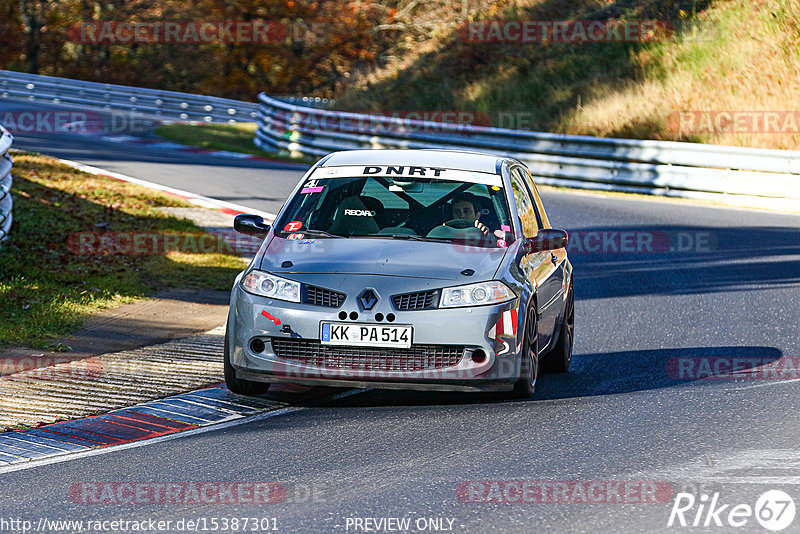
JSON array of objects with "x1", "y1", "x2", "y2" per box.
[{"x1": 320, "y1": 322, "x2": 412, "y2": 348}]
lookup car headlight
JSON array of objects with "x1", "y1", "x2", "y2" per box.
[
  {"x1": 241, "y1": 270, "x2": 301, "y2": 302},
  {"x1": 440, "y1": 281, "x2": 514, "y2": 308}
]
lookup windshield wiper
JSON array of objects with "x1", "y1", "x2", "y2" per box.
[
  {"x1": 346, "y1": 234, "x2": 453, "y2": 243},
  {"x1": 389, "y1": 234, "x2": 451, "y2": 243},
  {"x1": 346, "y1": 234, "x2": 449, "y2": 242},
  {"x1": 284, "y1": 229, "x2": 345, "y2": 239}
]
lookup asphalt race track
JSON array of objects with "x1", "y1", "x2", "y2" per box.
[
  {"x1": 0, "y1": 99, "x2": 304, "y2": 214},
  {"x1": 3, "y1": 99, "x2": 800, "y2": 533}
]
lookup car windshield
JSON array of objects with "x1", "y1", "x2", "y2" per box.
[{"x1": 275, "y1": 173, "x2": 515, "y2": 248}]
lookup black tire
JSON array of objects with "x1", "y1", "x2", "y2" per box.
[
  {"x1": 511, "y1": 306, "x2": 539, "y2": 398},
  {"x1": 224, "y1": 327, "x2": 271, "y2": 395},
  {"x1": 541, "y1": 284, "x2": 574, "y2": 374}
]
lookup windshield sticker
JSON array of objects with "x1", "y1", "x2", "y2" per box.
[
  {"x1": 501, "y1": 224, "x2": 512, "y2": 232},
  {"x1": 260, "y1": 310, "x2": 281, "y2": 326},
  {"x1": 497, "y1": 239, "x2": 508, "y2": 247},
  {"x1": 363, "y1": 166, "x2": 445, "y2": 177},
  {"x1": 287, "y1": 233, "x2": 305, "y2": 240},
  {"x1": 344, "y1": 209, "x2": 376, "y2": 217},
  {"x1": 311, "y1": 165, "x2": 503, "y2": 186},
  {"x1": 301, "y1": 186, "x2": 324, "y2": 194},
  {"x1": 284, "y1": 221, "x2": 303, "y2": 232}
]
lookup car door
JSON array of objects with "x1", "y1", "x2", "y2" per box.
[
  {"x1": 509, "y1": 166, "x2": 558, "y2": 351},
  {"x1": 525, "y1": 171, "x2": 567, "y2": 350}
]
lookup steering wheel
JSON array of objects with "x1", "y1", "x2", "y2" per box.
[{"x1": 444, "y1": 218, "x2": 475, "y2": 229}]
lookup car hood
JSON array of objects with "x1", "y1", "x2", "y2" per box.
[{"x1": 258, "y1": 236, "x2": 508, "y2": 281}]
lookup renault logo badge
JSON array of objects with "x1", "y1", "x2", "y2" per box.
[{"x1": 358, "y1": 289, "x2": 379, "y2": 310}]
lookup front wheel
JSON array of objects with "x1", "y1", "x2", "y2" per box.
[
  {"x1": 224, "y1": 327, "x2": 271, "y2": 395},
  {"x1": 511, "y1": 306, "x2": 539, "y2": 398},
  {"x1": 541, "y1": 284, "x2": 574, "y2": 374}
]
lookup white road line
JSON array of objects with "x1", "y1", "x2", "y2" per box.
[
  {"x1": 732, "y1": 378, "x2": 800, "y2": 391},
  {"x1": 54, "y1": 158, "x2": 277, "y2": 221},
  {"x1": 670, "y1": 477, "x2": 800, "y2": 485},
  {"x1": 162, "y1": 397, "x2": 248, "y2": 416},
  {"x1": 132, "y1": 404, "x2": 218, "y2": 424},
  {"x1": 182, "y1": 393, "x2": 261, "y2": 411},
  {"x1": 636, "y1": 449, "x2": 800, "y2": 485},
  {"x1": 0, "y1": 434, "x2": 75, "y2": 453}
]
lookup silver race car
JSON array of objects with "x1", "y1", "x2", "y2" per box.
[{"x1": 225, "y1": 149, "x2": 573, "y2": 397}]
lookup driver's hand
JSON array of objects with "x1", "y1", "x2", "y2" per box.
[{"x1": 474, "y1": 220, "x2": 489, "y2": 235}]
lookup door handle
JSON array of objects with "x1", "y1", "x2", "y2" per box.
[{"x1": 550, "y1": 253, "x2": 558, "y2": 264}]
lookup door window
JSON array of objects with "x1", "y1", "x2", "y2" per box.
[{"x1": 510, "y1": 167, "x2": 540, "y2": 237}]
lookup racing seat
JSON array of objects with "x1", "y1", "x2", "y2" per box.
[
  {"x1": 360, "y1": 196, "x2": 386, "y2": 228},
  {"x1": 329, "y1": 196, "x2": 381, "y2": 236}
]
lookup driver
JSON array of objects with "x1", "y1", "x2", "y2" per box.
[{"x1": 449, "y1": 193, "x2": 489, "y2": 235}]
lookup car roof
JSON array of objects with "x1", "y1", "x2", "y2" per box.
[{"x1": 319, "y1": 149, "x2": 504, "y2": 174}]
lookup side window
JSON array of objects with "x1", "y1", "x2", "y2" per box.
[
  {"x1": 510, "y1": 168, "x2": 540, "y2": 237},
  {"x1": 524, "y1": 171, "x2": 551, "y2": 228}
]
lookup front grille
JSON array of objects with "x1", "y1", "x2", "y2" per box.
[
  {"x1": 302, "y1": 285, "x2": 346, "y2": 308},
  {"x1": 392, "y1": 290, "x2": 439, "y2": 310},
  {"x1": 271, "y1": 338, "x2": 465, "y2": 372}
]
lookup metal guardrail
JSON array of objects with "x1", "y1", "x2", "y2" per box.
[
  {"x1": 255, "y1": 93, "x2": 800, "y2": 206},
  {"x1": 0, "y1": 125, "x2": 13, "y2": 243},
  {"x1": 0, "y1": 70, "x2": 263, "y2": 123},
  {"x1": 1, "y1": 71, "x2": 796, "y2": 208},
  {"x1": 0, "y1": 71, "x2": 332, "y2": 126}
]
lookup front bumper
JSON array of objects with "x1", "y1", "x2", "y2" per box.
[{"x1": 227, "y1": 278, "x2": 523, "y2": 392}]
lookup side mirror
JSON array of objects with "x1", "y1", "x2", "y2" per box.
[
  {"x1": 524, "y1": 228, "x2": 568, "y2": 254},
  {"x1": 234, "y1": 214, "x2": 271, "y2": 237}
]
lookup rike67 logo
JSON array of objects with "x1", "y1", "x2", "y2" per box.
[{"x1": 668, "y1": 490, "x2": 796, "y2": 531}]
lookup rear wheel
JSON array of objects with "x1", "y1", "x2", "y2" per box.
[
  {"x1": 541, "y1": 284, "x2": 574, "y2": 374},
  {"x1": 511, "y1": 306, "x2": 539, "y2": 398},
  {"x1": 224, "y1": 327, "x2": 271, "y2": 395}
]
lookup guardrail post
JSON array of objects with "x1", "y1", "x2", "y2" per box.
[{"x1": 0, "y1": 125, "x2": 14, "y2": 245}]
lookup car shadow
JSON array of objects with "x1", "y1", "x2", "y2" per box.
[{"x1": 260, "y1": 345, "x2": 782, "y2": 408}]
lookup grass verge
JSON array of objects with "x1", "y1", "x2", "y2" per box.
[
  {"x1": 336, "y1": 0, "x2": 800, "y2": 150},
  {"x1": 0, "y1": 153, "x2": 248, "y2": 349},
  {"x1": 154, "y1": 122, "x2": 316, "y2": 164}
]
